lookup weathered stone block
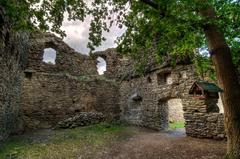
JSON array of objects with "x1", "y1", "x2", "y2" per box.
[{"x1": 56, "y1": 112, "x2": 105, "y2": 128}]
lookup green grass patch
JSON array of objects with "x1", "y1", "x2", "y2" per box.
[
  {"x1": 169, "y1": 121, "x2": 185, "y2": 129},
  {"x1": 0, "y1": 123, "x2": 128, "y2": 159}
]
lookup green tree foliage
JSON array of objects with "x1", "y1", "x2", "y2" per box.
[
  {"x1": 193, "y1": 51, "x2": 216, "y2": 81},
  {"x1": 1, "y1": 1, "x2": 239, "y2": 55},
  {"x1": 2, "y1": 0, "x2": 239, "y2": 70},
  {"x1": 1, "y1": 0, "x2": 240, "y2": 158}
]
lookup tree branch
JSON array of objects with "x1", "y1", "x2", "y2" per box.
[
  {"x1": 139, "y1": 0, "x2": 203, "y2": 29},
  {"x1": 139, "y1": 0, "x2": 167, "y2": 17},
  {"x1": 140, "y1": 0, "x2": 159, "y2": 10}
]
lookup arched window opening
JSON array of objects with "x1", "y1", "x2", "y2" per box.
[
  {"x1": 97, "y1": 57, "x2": 106, "y2": 75},
  {"x1": 25, "y1": 72, "x2": 32, "y2": 80},
  {"x1": 43, "y1": 48, "x2": 56, "y2": 64}
]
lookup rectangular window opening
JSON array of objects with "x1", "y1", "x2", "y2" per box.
[
  {"x1": 157, "y1": 72, "x2": 171, "y2": 85},
  {"x1": 25, "y1": 72, "x2": 33, "y2": 80}
]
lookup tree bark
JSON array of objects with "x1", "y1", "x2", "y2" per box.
[{"x1": 199, "y1": 6, "x2": 240, "y2": 159}]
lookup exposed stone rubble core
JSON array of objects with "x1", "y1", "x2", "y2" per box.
[
  {"x1": 99, "y1": 49, "x2": 226, "y2": 139},
  {"x1": 27, "y1": 31, "x2": 97, "y2": 76},
  {"x1": 0, "y1": 7, "x2": 29, "y2": 141},
  {"x1": 20, "y1": 32, "x2": 120, "y2": 130},
  {"x1": 119, "y1": 65, "x2": 197, "y2": 130},
  {"x1": 93, "y1": 49, "x2": 134, "y2": 80},
  {"x1": 21, "y1": 73, "x2": 120, "y2": 129},
  {"x1": 56, "y1": 112, "x2": 105, "y2": 128},
  {"x1": 1, "y1": 28, "x2": 226, "y2": 141},
  {"x1": 182, "y1": 98, "x2": 225, "y2": 139}
]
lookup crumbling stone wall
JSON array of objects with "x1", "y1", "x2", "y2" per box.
[
  {"x1": 93, "y1": 48, "x2": 133, "y2": 79},
  {"x1": 102, "y1": 49, "x2": 226, "y2": 139},
  {"x1": 0, "y1": 7, "x2": 29, "y2": 141},
  {"x1": 119, "y1": 65, "x2": 197, "y2": 130},
  {"x1": 21, "y1": 73, "x2": 120, "y2": 129},
  {"x1": 27, "y1": 31, "x2": 97, "y2": 76},
  {"x1": 20, "y1": 33, "x2": 119, "y2": 130},
  {"x1": 183, "y1": 98, "x2": 225, "y2": 139}
]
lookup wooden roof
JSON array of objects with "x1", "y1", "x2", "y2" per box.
[{"x1": 189, "y1": 81, "x2": 223, "y2": 94}]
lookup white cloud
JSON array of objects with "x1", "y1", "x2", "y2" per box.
[
  {"x1": 61, "y1": 16, "x2": 91, "y2": 54},
  {"x1": 61, "y1": 15, "x2": 126, "y2": 55},
  {"x1": 50, "y1": 14, "x2": 127, "y2": 71}
]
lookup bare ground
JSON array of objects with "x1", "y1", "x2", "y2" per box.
[
  {"x1": 1, "y1": 126, "x2": 227, "y2": 159},
  {"x1": 96, "y1": 128, "x2": 227, "y2": 159}
]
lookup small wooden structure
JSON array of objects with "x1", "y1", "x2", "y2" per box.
[{"x1": 189, "y1": 81, "x2": 223, "y2": 99}]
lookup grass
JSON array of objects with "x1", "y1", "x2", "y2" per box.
[
  {"x1": 169, "y1": 121, "x2": 185, "y2": 129},
  {"x1": 0, "y1": 123, "x2": 129, "y2": 159}
]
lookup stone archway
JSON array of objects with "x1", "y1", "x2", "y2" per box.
[{"x1": 158, "y1": 98, "x2": 185, "y2": 130}]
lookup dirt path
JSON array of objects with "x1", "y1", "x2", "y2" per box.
[
  {"x1": 1, "y1": 126, "x2": 226, "y2": 159},
  {"x1": 96, "y1": 128, "x2": 226, "y2": 159}
]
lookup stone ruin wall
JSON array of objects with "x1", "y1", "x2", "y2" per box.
[
  {"x1": 93, "y1": 48, "x2": 134, "y2": 80},
  {"x1": 0, "y1": 7, "x2": 29, "y2": 141},
  {"x1": 97, "y1": 49, "x2": 194, "y2": 130},
  {"x1": 21, "y1": 73, "x2": 120, "y2": 129},
  {"x1": 183, "y1": 98, "x2": 225, "y2": 139},
  {"x1": 20, "y1": 32, "x2": 120, "y2": 130},
  {"x1": 101, "y1": 49, "x2": 226, "y2": 139},
  {"x1": 27, "y1": 31, "x2": 97, "y2": 76},
  {"x1": 0, "y1": 22, "x2": 228, "y2": 141},
  {"x1": 119, "y1": 65, "x2": 197, "y2": 130}
]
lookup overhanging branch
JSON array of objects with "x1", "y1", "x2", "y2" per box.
[
  {"x1": 139, "y1": 0, "x2": 203, "y2": 31},
  {"x1": 139, "y1": 0, "x2": 166, "y2": 17},
  {"x1": 140, "y1": 0, "x2": 159, "y2": 10}
]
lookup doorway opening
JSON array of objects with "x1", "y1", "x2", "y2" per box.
[{"x1": 167, "y1": 98, "x2": 185, "y2": 130}]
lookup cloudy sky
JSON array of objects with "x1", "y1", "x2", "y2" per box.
[{"x1": 43, "y1": 15, "x2": 126, "y2": 74}]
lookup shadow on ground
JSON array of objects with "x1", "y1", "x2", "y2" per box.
[{"x1": 0, "y1": 124, "x2": 226, "y2": 159}]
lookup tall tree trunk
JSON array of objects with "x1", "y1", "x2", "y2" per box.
[{"x1": 199, "y1": 6, "x2": 240, "y2": 159}]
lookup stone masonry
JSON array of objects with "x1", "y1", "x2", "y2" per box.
[
  {"x1": 20, "y1": 32, "x2": 120, "y2": 130},
  {"x1": 21, "y1": 73, "x2": 120, "y2": 129},
  {"x1": 0, "y1": 7, "x2": 29, "y2": 141},
  {"x1": 119, "y1": 65, "x2": 197, "y2": 130},
  {"x1": 1, "y1": 25, "x2": 226, "y2": 141},
  {"x1": 100, "y1": 49, "x2": 226, "y2": 139},
  {"x1": 182, "y1": 98, "x2": 225, "y2": 139},
  {"x1": 27, "y1": 31, "x2": 97, "y2": 76}
]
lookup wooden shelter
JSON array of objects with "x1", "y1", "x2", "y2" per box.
[{"x1": 189, "y1": 81, "x2": 223, "y2": 99}]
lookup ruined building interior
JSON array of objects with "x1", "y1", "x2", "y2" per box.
[{"x1": 0, "y1": 31, "x2": 226, "y2": 142}]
